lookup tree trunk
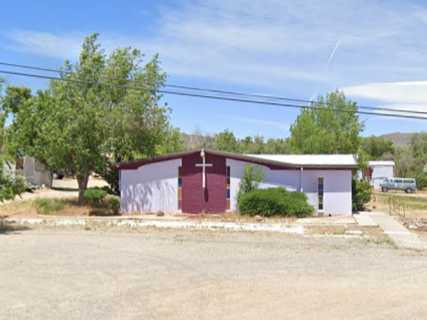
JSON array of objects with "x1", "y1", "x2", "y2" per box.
[{"x1": 77, "y1": 173, "x2": 90, "y2": 204}]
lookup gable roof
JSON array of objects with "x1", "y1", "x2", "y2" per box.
[
  {"x1": 118, "y1": 149, "x2": 358, "y2": 170},
  {"x1": 368, "y1": 160, "x2": 395, "y2": 167}
]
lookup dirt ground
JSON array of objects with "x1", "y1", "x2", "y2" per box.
[
  {"x1": 0, "y1": 178, "x2": 111, "y2": 218},
  {"x1": 1, "y1": 229, "x2": 426, "y2": 320}
]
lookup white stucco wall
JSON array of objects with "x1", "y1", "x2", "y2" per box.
[
  {"x1": 120, "y1": 159, "x2": 181, "y2": 214},
  {"x1": 371, "y1": 165, "x2": 394, "y2": 189},
  {"x1": 23, "y1": 157, "x2": 52, "y2": 188},
  {"x1": 300, "y1": 169, "x2": 352, "y2": 216},
  {"x1": 227, "y1": 159, "x2": 352, "y2": 216}
]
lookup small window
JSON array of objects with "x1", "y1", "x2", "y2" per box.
[
  {"x1": 318, "y1": 177, "x2": 324, "y2": 211},
  {"x1": 178, "y1": 167, "x2": 182, "y2": 187},
  {"x1": 226, "y1": 166, "x2": 231, "y2": 210},
  {"x1": 178, "y1": 166, "x2": 182, "y2": 210}
]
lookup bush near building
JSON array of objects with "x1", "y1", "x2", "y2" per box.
[
  {"x1": 352, "y1": 179, "x2": 372, "y2": 212},
  {"x1": 83, "y1": 187, "x2": 108, "y2": 207},
  {"x1": 238, "y1": 187, "x2": 314, "y2": 217}
]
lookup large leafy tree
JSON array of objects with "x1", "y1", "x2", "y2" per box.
[
  {"x1": 210, "y1": 131, "x2": 291, "y2": 154},
  {"x1": 213, "y1": 129, "x2": 240, "y2": 152},
  {"x1": 361, "y1": 136, "x2": 394, "y2": 160},
  {"x1": 394, "y1": 145, "x2": 416, "y2": 177},
  {"x1": 8, "y1": 33, "x2": 179, "y2": 201},
  {"x1": 409, "y1": 133, "x2": 427, "y2": 171},
  {"x1": 289, "y1": 91, "x2": 363, "y2": 154},
  {"x1": 0, "y1": 79, "x2": 26, "y2": 202}
]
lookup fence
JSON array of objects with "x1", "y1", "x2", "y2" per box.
[{"x1": 387, "y1": 195, "x2": 407, "y2": 217}]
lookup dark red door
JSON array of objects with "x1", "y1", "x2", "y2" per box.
[{"x1": 181, "y1": 152, "x2": 226, "y2": 213}]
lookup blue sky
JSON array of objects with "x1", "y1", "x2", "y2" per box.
[{"x1": 1, "y1": 0, "x2": 427, "y2": 138}]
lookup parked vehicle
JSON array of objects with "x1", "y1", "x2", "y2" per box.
[{"x1": 380, "y1": 177, "x2": 416, "y2": 193}]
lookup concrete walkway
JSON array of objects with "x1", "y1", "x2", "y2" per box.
[
  {"x1": 362, "y1": 211, "x2": 427, "y2": 250},
  {"x1": 353, "y1": 213, "x2": 377, "y2": 227}
]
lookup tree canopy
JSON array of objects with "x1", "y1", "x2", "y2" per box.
[
  {"x1": 213, "y1": 130, "x2": 240, "y2": 153},
  {"x1": 289, "y1": 91, "x2": 363, "y2": 154},
  {"x1": 361, "y1": 136, "x2": 394, "y2": 160},
  {"x1": 208, "y1": 130, "x2": 291, "y2": 154},
  {"x1": 0, "y1": 78, "x2": 26, "y2": 202},
  {"x1": 7, "y1": 33, "x2": 182, "y2": 201}
]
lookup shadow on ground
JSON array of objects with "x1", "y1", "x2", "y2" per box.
[
  {"x1": 0, "y1": 217, "x2": 31, "y2": 235},
  {"x1": 51, "y1": 187, "x2": 78, "y2": 192}
]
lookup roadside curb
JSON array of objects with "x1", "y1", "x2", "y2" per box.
[{"x1": 3, "y1": 217, "x2": 305, "y2": 235}]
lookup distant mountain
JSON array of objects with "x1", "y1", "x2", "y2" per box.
[{"x1": 380, "y1": 132, "x2": 417, "y2": 146}]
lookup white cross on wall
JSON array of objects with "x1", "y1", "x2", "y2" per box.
[{"x1": 195, "y1": 149, "x2": 212, "y2": 189}]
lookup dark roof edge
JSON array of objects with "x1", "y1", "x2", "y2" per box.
[{"x1": 117, "y1": 149, "x2": 358, "y2": 170}]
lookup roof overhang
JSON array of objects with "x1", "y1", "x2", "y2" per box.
[{"x1": 118, "y1": 149, "x2": 359, "y2": 170}]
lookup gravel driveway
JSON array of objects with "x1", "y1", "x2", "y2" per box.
[{"x1": 1, "y1": 229, "x2": 426, "y2": 320}]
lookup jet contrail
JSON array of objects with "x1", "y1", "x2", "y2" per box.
[{"x1": 327, "y1": 39, "x2": 341, "y2": 67}]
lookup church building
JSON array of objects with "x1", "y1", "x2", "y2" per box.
[{"x1": 118, "y1": 149, "x2": 358, "y2": 216}]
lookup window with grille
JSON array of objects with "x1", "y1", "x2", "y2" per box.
[
  {"x1": 226, "y1": 166, "x2": 231, "y2": 210},
  {"x1": 178, "y1": 166, "x2": 182, "y2": 210},
  {"x1": 318, "y1": 177, "x2": 324, "y2": 211}
]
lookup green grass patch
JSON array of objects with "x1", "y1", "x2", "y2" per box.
[{"x1": 33, "y1": 198, "x2": 66, "y2": 215}]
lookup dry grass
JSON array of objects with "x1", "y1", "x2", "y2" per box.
[
  {"x1": 0, "y1": 197, "x2": 111, "y2": 218},
  {"x1": 0, "y1": 200, "x2": 36, "y2": 218},
  {"x1": 305, "y1": 225, "x2": 347, "y2": 235},
  {"x1": 185, "y1": 212, "x2": 298, "y2": 224},
  {"x1": 1, "y1": 200, "x2": 302, "y2": 224},
  {"x1": 369, "y1": 192, "x2": 427, "y2": 219}
]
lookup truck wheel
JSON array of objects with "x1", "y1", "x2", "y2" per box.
[
  {"x1": 405, "y1": 188, "x2": 412, "y2": 193},
  {"x1": 382, "y1": 187, "x2": 388, "y2": 192}
]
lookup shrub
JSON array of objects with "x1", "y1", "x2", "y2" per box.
[
  {"x1": 34, "y1": 198, "x2": 65, "y2": 215},
  {"x1": 352, "y1": 179, "x2": 372, "y2": 212},
  {"x1": 238, "y1": 187, "x2": 314, "y2": 217},
  {"x1": 0, "y1": 172, "x2": 27, "y2": 202},
  {"x1": 416, "y1": 174, "x2": 427, "y2": 190},
  {"x1": 106, "y1": 196, "x2": 120, "y2": 215},
  {"x1": 83, "y1": 187, "x2": 107, "y2": 207},
  {"x1": 237, "y1": 165, "x2": 264, "y2": 200}
]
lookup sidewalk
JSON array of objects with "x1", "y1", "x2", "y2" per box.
[
  {"x1": 360, "y1": 211, "x2": 427, "y2": 250},
  {"x1": 3, "y1": 216, "x2": 304, "y2": 235}
]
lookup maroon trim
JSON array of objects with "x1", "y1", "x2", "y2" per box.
[
  {"x1": 118, "y1": 150, "x2": 200, "y2": 170},
  {"x1": 181, "y1": 152, "x2": 227, "y2": 214},
  {"x1": 117, "y1": 149, "x2": 358, "y2": 170}
]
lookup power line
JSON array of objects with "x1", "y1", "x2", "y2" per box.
[
  {"x1": 165, "y1": 83, "x2": 427, "y2": 116},
  {"x1": 1, "y1": 68, "x2": 427, "y2": 121},
  {"x1": 1, "y1": 61, "x2": 427, "y2": 116},
  {"x1": 0, "y1": 62, "x2": 68, "y2": 75}
]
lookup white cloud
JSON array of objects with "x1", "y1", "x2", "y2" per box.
[
  {"x1": 342, "y1": 81, "x2": 427, "y2": 119},
  {"x1": 2, "y1": 30, "x2": 83, "y2": 60},
  {"x1": 343, "y1": 81, "x2": 427, "y2": 105},
  {"x1": 4, "y1": 1, "x2": 427, "y2": 89}
]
